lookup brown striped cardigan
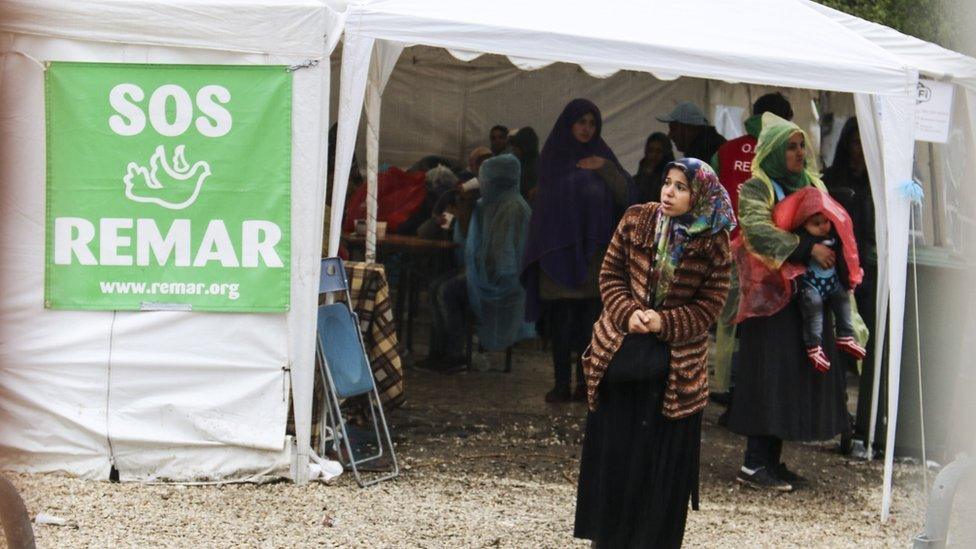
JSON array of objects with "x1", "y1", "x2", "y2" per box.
[{"x1": 582, "y1": 203, "x2": 732, "y2": 419}]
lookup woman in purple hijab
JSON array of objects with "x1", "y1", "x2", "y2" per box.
[{"x1": 521, "y1": 98, "x2": 635, "y2": 403}]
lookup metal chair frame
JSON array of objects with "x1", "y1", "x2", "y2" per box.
[{"x1": 316, "y1": 257, "x2": 399, "y2": 487}]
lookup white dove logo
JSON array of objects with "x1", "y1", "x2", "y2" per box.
[{"x1": 123, "y1": 145, "x2": 211, "y2": 210}]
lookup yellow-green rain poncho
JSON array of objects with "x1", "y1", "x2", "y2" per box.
[
  {"x1": 737, "y1": 112, "x2": 826, "y2": 269},
  {"x1": 734, "y1": 113, "x2": 869, "y2": 364}
]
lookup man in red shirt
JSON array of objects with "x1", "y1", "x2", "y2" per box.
[
  {"x1": 712, "y1": 93, "x2": 794, "y2": 239},
  {"x1": 711, "y1": 93, "x2": 794, "y2": 419}
]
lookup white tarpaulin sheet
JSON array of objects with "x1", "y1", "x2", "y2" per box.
[{"x1": 0, "y1": 0, "x2": 335, "y2": 482}]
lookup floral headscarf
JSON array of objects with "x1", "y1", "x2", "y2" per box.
[{"x1": 651, "y1": 158, "x2": 736, "y2": 306}]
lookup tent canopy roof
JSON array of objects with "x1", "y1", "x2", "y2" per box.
[
  {"x1": 336, "y1": 0, "x2": 914, "y2": 96},
  {"x1": 802, "y1": 0, "x2": 976, "y2": 90},
  {"x1": 0, "y1": 0, "x2": 331, "y2": 57}
]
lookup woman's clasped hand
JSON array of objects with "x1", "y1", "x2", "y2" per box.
[
  {"x1": 575, "y1": 155, "x2": 607, "y2": 170},
  {"x1": 627, "y1": 308, "x2": 662, "y2": 333}
]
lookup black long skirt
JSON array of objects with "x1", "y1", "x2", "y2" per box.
[
  {"x1": 574, "y1": 376, "x2": 702, "y2": 548},
  {"x1": 726, "y1": 296, "x2": 848, "y2": 441}
]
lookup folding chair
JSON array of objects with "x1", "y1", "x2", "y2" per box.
[{"x1": 316, "y1": 257, "x2": 399, "y2": 487}]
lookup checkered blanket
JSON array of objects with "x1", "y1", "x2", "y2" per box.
[{"x1": 340, "y1": 261, "x2": 405, "y2": 410}]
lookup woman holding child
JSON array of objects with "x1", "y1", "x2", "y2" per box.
[
  {"x1": 726, "y1": 113, "x2": 862, "y2": 492},
  {"x1": 574, "y1": 158, "x2": 735, "y2": 548}
]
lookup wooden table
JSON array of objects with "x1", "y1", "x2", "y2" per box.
[
  {"x1": 341, "y1": 232, "x2": 459, "y2": 253},
  {"x1": 341, "y1": 232, "x2": 459, "y2": 354}
]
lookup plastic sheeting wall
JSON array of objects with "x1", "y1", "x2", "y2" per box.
[
  {"x1": 0, "y1": 32, "x2": 326, "y2": 481},
  {"x1": 330, "y1": 46, "x2": 821, "y2": 173}
]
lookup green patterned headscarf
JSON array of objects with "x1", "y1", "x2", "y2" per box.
[
  {"x1": 735, "y1": 113, "x2": 827, "y2": 272},
  {"x1": 751, "y1": 112, "x2": 824, "y2": 197},
  {"x1": 651, "y1": 159, "x2": 736, "y2": 306}
]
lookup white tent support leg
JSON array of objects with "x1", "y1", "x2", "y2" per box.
[
  {"x1": 328, "y1": 34, "x2": 374, "y2": 257},
  {"x1": 854, "y1": 93, "x2": 890, "y2": 462},
  {"x1": 879, "y1": 94, "x2": 916, "y2": 522},
  {"x1": 365, "y1": 74, "x2": 380, "y2": 263},
  {"x1": 363, "y1": 41, "x2": 405, "y2": 262},
  {"x1": 287, "y1": 61, "x2": 331, "y2": 485},
  {"x1": 857, "y1": 91, "x2": 917, "y2": 521}
]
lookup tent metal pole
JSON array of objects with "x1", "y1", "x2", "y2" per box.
[{"x1": 365, "y1": 57, "x2": 381, "y2": 264}]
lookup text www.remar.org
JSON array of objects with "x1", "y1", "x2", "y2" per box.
[{"x1": 98, "y1": 281, "x2": 241, "y2": 300}]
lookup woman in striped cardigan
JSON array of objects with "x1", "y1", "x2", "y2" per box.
[{"x1": 574, "y1": 158, "x2": 734, "y2": 548}]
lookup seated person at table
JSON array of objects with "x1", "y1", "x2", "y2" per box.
[
  {"x1": 460, "y1": 146, "x2": 493, "y2": 181},
  {"x1": 426, "y1": 165, "x2": 458, "y2": 200},
  {"x1": 419, "y1": 147, "x2": 492, "y2": 240},
  {"x1": 409, "y1": 154, "x2": 458, "y2": 173},
  {"x1": 418, "y1": 177, "x2": 481, "y2": 244},
  {"x1": 420, "y1": 154, "x2": 534, "y2": 372},
  {"x1": 397, "y1": 165, "x2": 458, "y2": 236},
  {"x1": 466, "y1": 154, "x2": 536, "y2": 352}
]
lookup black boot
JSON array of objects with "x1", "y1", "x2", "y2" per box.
[{"x1": 545, "y1": 384, "x2": 571, "y2": 403}]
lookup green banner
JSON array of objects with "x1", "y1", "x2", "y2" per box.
[{"x1": 45, "y1": 63, "x2": 291, "y2": 312}]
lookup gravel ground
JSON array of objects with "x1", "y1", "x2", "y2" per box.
[{"x1": 4, "y1": 344, "x2": 946, "y2": 548}]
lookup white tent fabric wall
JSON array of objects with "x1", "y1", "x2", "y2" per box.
[
  {"x1": 924, "y1": 89, "x2": 976, "y2": 255},
  {"x1": 0, "y1": 0, "x2": 335, "y2": 483},
  {"x1": 328, "y1": 47, "x2": 822, "y2": 181},
  {"x1": 328, "y1": 33, "x2": 374, "y2": 257},
  {"x1": 853, "y1": 93, "x2": 917, "y2": 521},
  {"x1": 363, "y1": 40, "x2": 406, "y2": 262}
]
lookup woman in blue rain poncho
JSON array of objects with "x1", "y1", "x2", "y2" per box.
[{"x1": 465, "y1": 154, "x2": 536, "y2": 352}]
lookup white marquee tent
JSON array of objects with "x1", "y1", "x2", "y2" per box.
[
  {"x1": 0, "y1": 0, "x2": 343, "y2": 484},
  {"x1": 2, "y1": 0, "x2": 974, "y2": 522},
  {"x1": 323, "y1": 0, "x2": 972, "y2": 520}
]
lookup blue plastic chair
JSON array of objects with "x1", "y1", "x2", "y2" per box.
[{"x1": 316, "y1": 257, "x2": 399, "y2": 487}]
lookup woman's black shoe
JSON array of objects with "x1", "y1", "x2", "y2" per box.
[
  {"x1": 545, "y1": 385, "x2": 572, "y2": 403},
  {"x1": 774, "y1": 463, "x2": 808, "y2": 486},
  {"x1": 736, "y1": 467, "x2": 793, "y2": 492}
]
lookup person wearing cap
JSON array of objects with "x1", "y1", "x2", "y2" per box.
[
  {"x1": 709, "y1": 92, "x2": 794, "y2": 420},
  {"x1": 656, "y1": 101, "x2": 726, "y2": 165}
]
